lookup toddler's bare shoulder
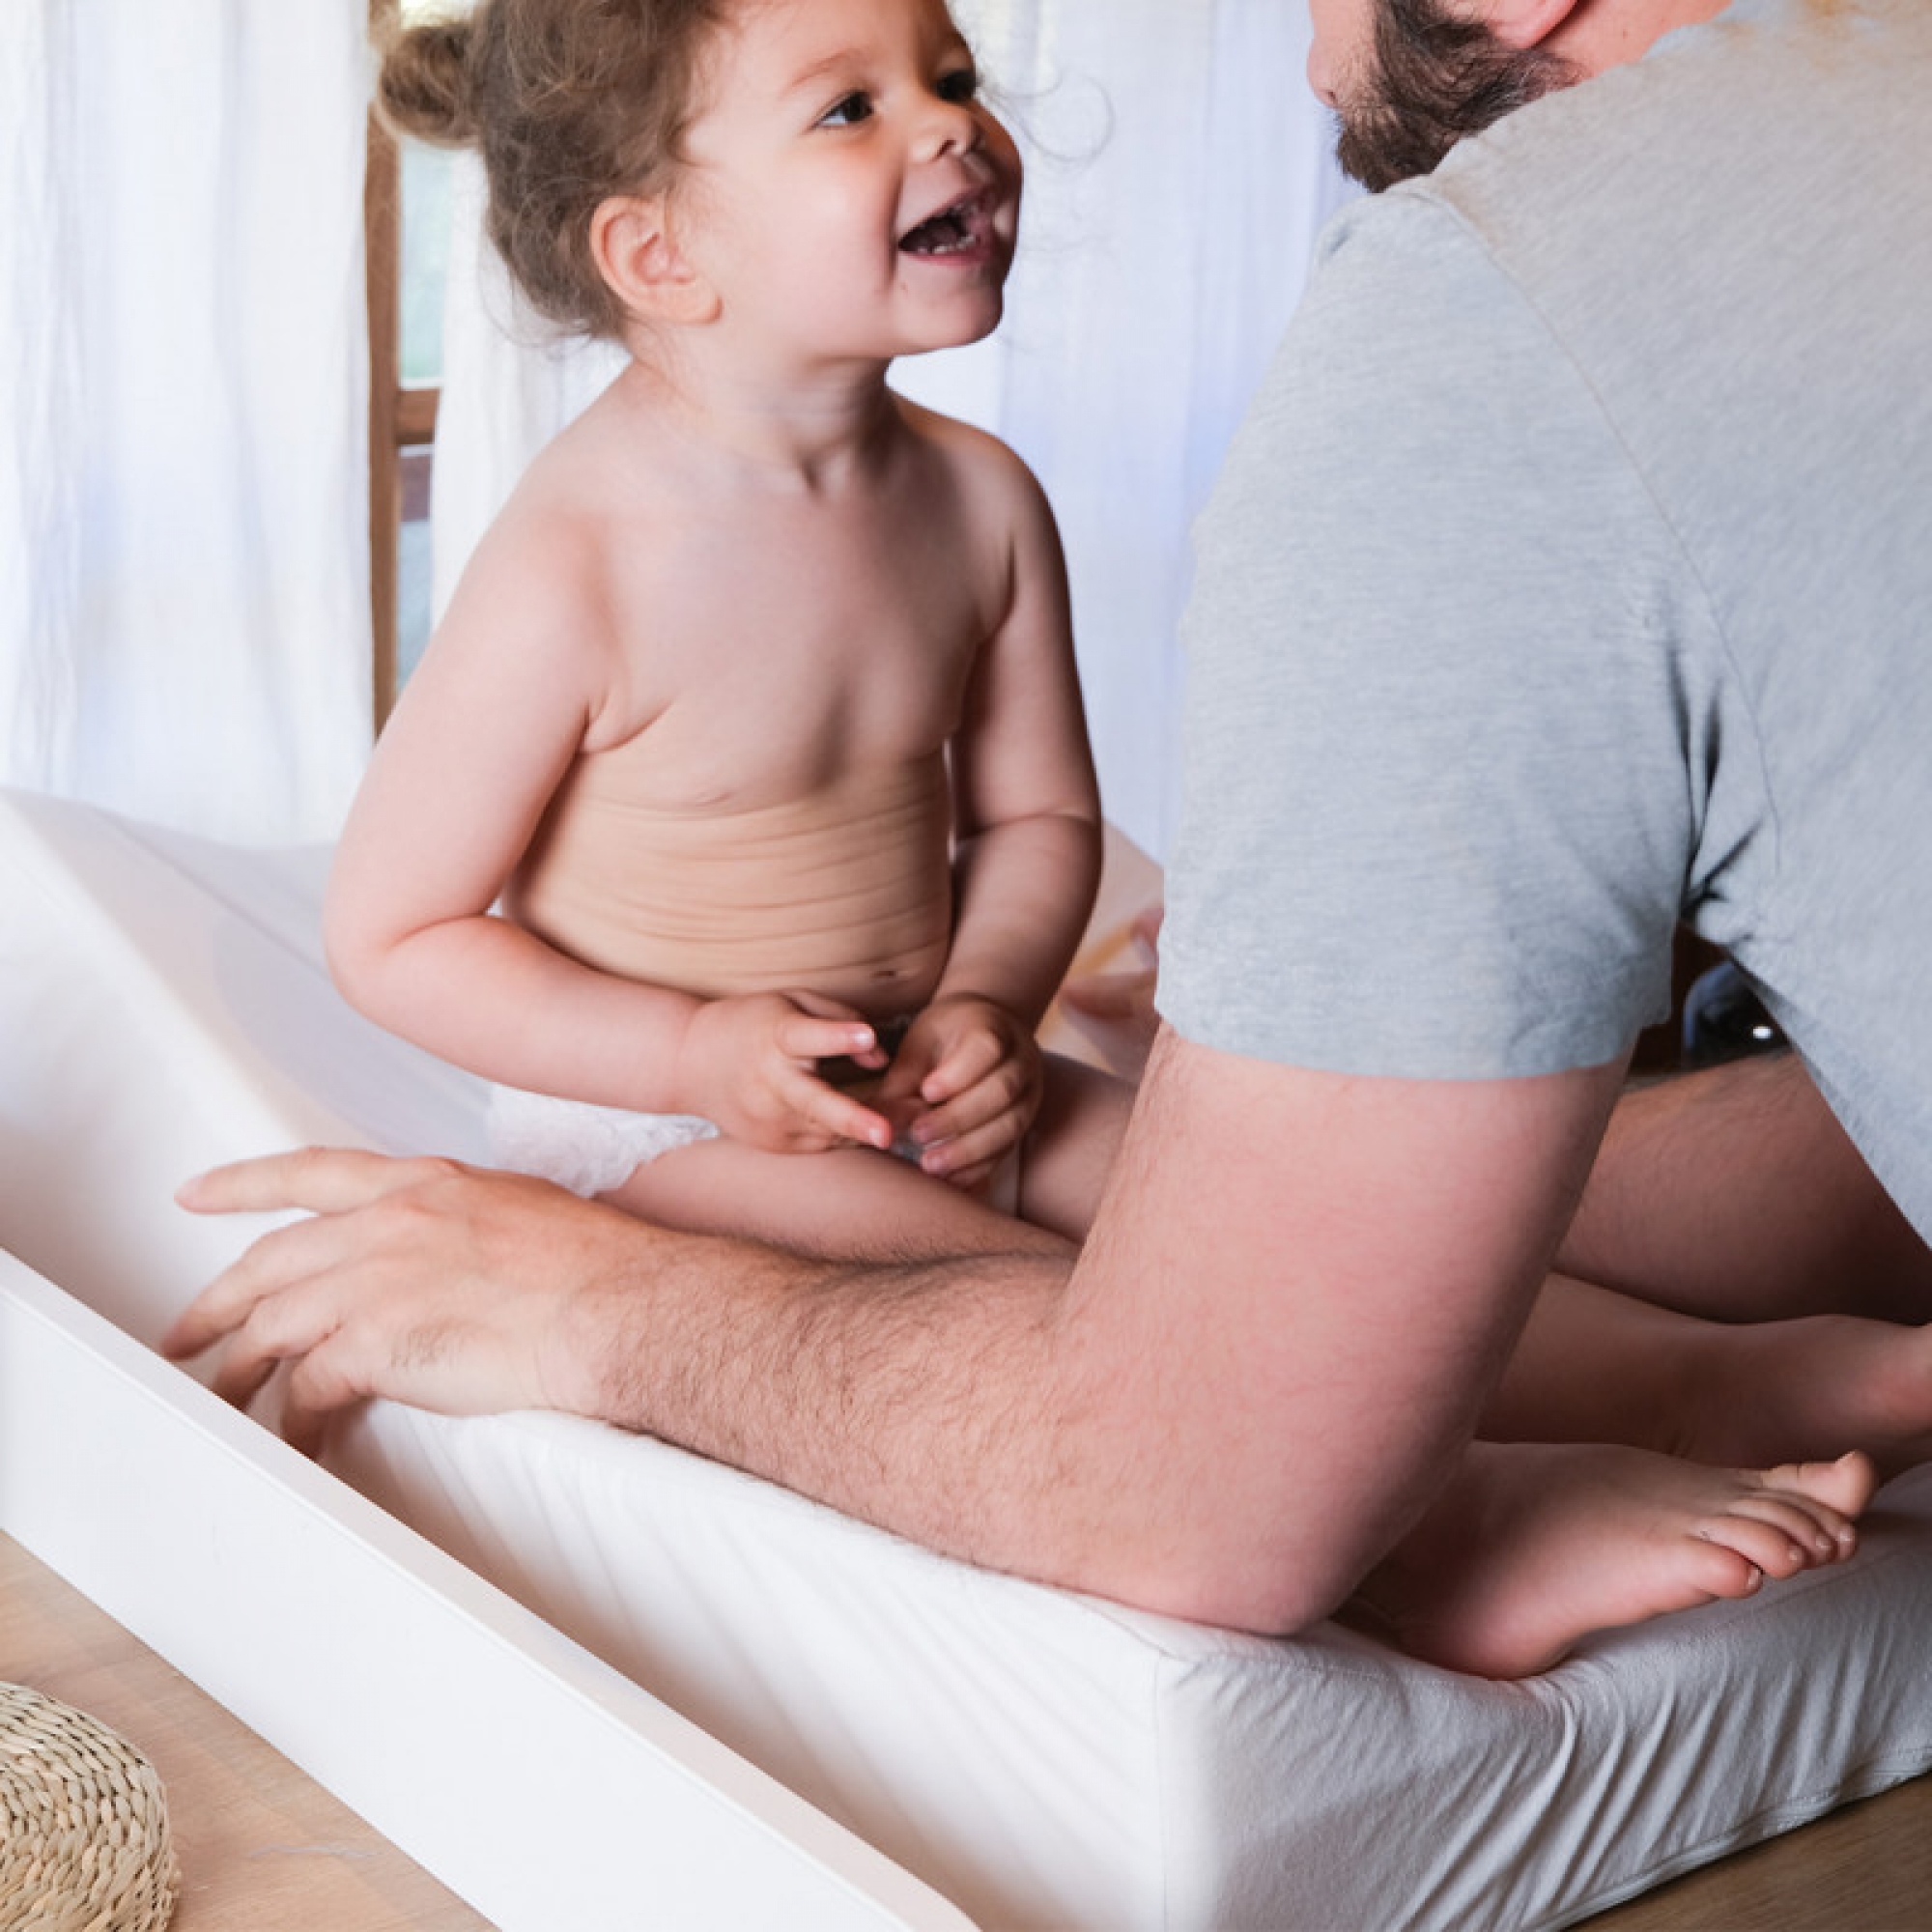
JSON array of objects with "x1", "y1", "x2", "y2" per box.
[{"x1": 896, "y1": 401, "x2": 1053, "y2": 536}]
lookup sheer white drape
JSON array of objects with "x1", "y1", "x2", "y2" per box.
[
  {"x1": 429, "y1": 0, "x2": 1353, "y2": 859},
  {"x1": 1, "y1": 1, "x2": 373, "y2": 842}
]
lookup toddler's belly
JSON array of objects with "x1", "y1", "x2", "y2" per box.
[{"x1": 508, "y1": 767, "x2": 954, "y2": 1018}]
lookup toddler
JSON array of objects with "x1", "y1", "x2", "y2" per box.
[{"x1": 329, "y1": 0, "x2": 1117, "y2": 1256}]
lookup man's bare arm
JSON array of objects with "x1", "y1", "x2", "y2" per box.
[{"x1": 168, "y1": 1027, "x2": 1623, "y2": 1634}]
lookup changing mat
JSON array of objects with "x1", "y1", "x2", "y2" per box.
[{"x1": 4, "y1": 783, "x2": 1930, "y2": 1932}]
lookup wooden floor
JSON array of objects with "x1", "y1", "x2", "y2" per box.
[
  {"x1": 5, "y1": 1525, "x2": 1927, "y2": 1931},
  {"x1": 1580, "y1": 1771, "x2": 1932, "y2": 1930},
  {"x1": 0, "y1": 1533, "x2": 491, "y2": 1931}
]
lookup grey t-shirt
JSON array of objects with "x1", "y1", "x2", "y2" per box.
[{"x1": 1159, "y1": 0, "x2": 1932, "y2": 1234}]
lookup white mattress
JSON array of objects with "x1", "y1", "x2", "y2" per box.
[{"x1": 4, "y1": 782, "x2": 1930, "y2": 1932}]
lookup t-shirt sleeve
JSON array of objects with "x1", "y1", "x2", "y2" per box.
[{"x1": 1157, "y1": 195, "x2": 1707, "y2": 1079}]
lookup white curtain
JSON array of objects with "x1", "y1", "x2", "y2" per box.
[
  {"x1": 1, "y1": 1, "x2": 373, "y2": 843},
  {"x1": 430, "y1": 0, "x2": 1353, "y2": 861}
]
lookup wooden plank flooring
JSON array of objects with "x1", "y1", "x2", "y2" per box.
[{"x1": 1580, "y1": 1772, "x2": 1932, "y2": 1930}]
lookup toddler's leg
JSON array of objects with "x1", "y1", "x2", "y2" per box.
[
  {"x1": 1011, "y1": 1053, "x2": 1137, "y2": 1242},
  {"x1": 601, "y1": 1134, "x2": 1067, "y2": 1263},
  {"x1": 1488, "y1": 1275, "x2": 1932, "y2": 1479}
]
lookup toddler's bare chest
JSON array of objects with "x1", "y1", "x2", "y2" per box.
[{"x1": 603, "y1": 514, "x2": 996, "y2": 801}]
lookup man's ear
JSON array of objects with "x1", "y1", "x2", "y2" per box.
[
  {"x1": 589, "y1": 193, "x2": 720, "y2": 327},
  {"x1": 1485, "y1": 0, "x2": 1585, "y2": 50}
]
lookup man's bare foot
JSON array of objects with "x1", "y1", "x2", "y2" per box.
[{"x1": 1351, "y1": 1443, "x2": 1875, "y2": 1679}]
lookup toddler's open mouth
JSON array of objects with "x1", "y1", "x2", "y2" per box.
[{"x1": 898, "y1": 190, "x2": 993, "y2": 257}]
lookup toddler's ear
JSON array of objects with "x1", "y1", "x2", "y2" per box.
[{"x1": 589, "y1": 194, "x2": 720, "y2": 327}]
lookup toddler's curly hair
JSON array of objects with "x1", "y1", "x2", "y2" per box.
[{"x1": 376, "y1": 0, "x2": 728, "y2": 339}]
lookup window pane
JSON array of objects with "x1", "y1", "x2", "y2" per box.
[
  {"x1": 399, "y1": 139, "x2": 453, "y2": 388},
  {"x1": 397, "y1": 449, "x2": 435, "y2": 690}
]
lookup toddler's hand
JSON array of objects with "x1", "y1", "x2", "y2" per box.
[
  {"x1": 675, "y1": 991, "x2": 893, "y2": 1154},
  {"x1": 878, "y1": 994, "x2": 1041, "y2": 1189}
]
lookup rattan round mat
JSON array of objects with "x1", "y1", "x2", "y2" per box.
[{"x1": 1, "y1": 1681, "x2": 179, "y2": 1931}]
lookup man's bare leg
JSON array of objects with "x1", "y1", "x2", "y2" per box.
[
  {"x1": 1352, "y1": 1444, "x2": 1874, "y2": 1679},
  {"x1": 1488, "y1": 1276, "x2": 1932, "y2": 1478},
  {"x1": 1559, "y1": 1054, "x2": 1932, "y2": 1322}
]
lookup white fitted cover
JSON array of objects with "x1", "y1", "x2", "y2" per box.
[{"x1": 4, "y1": 783, "x2": 1930, "y2": 1932}]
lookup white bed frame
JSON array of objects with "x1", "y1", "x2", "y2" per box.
[{"x1": 0, "y1": 1248, "x2": 971, "y2": 1932}]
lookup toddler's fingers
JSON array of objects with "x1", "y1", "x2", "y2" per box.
[
  {"x1": 875, "y1": 1041, "x2": 937, "y2": 1103},
  {"x1": 787, "y1": 1074, "x2": 894, "y2": 1152},
  {"x1": 917, "y1": 1030, "x2": 1008, "y2": 1105},
  {"x1": 919, "y1": 1106, "x2": 1026, "y2": 1183},
  {"x1": 778, "y1": 1014, "x2": 879, "y2": 1065},
  {"x1": 913, "y1": 1059, "x2": 1032, "y2": 1145},
  {"x1": 780, "y1": 991, "x2": 888, "y2": 1065}
]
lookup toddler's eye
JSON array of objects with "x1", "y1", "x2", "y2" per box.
[
  {"x1": 818, "y1": 91, "x2": 872, "y2": 128},
  {"x1": 936, "y1": 67, "x2": 979, "y2": 103}
]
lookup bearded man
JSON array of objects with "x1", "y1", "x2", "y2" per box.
[{"x1": 170, "y1": 0, "x2": 1932, "y2": 1678}]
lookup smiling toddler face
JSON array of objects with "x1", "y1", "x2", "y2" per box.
[{"x1": 670, "y1": 0, "x2": 1023, "y2": 365}]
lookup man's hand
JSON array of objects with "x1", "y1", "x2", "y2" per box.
[
  {"x1": 161, "y1": 1150, "x2": 628, "y2": 1454},
  {"x1": 879, "y1": 993, "x2": 1043, "y2": 1189},
  {"x1": 672, "y1": 991, "x2": 894, "y2": 1154}
]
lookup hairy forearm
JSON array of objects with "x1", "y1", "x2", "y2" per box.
[
  {"x1": 551, "y1": 1202, "x2": 1498, "y2": 1639},
  {"x1": 1557, "y1": 1051, "x2": 1932, "y2": 1321},
  {"x1": 555, "y1": 1223, "x2": 1163, "y2": 1603}
]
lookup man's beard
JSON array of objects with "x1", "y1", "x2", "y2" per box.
[{"x1": 1333, "y1": 0, "x2": 1580, "y2": 192}]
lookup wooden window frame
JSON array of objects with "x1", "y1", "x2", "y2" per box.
[{"x1": 365, "y1": 0, "x2": 440, "y2": 730}]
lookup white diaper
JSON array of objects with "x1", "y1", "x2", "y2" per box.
[
  {"x1": 487, "y1": 1084, "x2": 719, "y2": 1198},
  {"x1": 487, "y1": 1081, "x2": 1021, "y2": 1216}
]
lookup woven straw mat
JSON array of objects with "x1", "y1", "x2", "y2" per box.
[{"x1": 1, "y1": 1682, "x2": 178, "y2": 1931}]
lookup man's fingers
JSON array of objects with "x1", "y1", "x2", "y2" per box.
[
  {"x1": 177, "y1": 1146, "x2": 458, "y2": 1219},
  {"x1": 206, "y1": 1335, "x2": 285, "y2": 1411},
  {"x1": 188, "y1": 1254, "x2": 350, "y2": 1411},
  {"x1": 281, "y1": 1340, "x2": 382, "y2": 1458},
  {"x1": 159, "y1": 1209, "x2": 347, "y2": 1361}
]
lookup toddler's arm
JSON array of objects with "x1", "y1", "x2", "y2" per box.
[
  {"x1": 326, "y1": 509, "x2": 892, "y2": 1154},
  {"x1": 884, "y1": 446, "x2": 1103, "y2": 1182}
]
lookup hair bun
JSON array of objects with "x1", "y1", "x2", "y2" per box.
[{"x1": 376, "y1": 20, "x2": 480, "y2": 147}]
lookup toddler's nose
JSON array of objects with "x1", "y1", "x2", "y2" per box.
[{"x1": 913, "y1": 91, "x2": 982, "y2": 161}]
